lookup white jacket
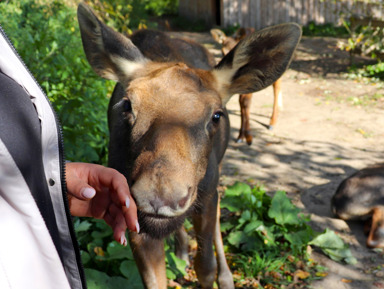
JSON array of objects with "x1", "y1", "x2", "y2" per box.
[{"x1": 0, "y1": 25, "x2": 86, "y2": 289}]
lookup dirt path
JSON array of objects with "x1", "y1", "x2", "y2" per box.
[
  {"x1": 223, "y1": 72, "x2": 384, "y2": 289},
  {"x1": 172, "y1": 32, "x2": 384, "y2": 288},
  {"x1": 224, "y1": 38, "x2": 384, "y2": 288}
]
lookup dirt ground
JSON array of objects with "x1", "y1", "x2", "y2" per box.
[{"x1": 172, "y1": 32, "x2": 384, "y2": 288}]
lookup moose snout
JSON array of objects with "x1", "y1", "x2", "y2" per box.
[
  {"x1": 131, "y1": 177, "x2": 196, "y2": 217},
  {"x1": 130, "y1": 126, "x2": 202, "y2": 218},
  {"x1": 149, "y1": 187, "x2": 193, "y2": 214}
]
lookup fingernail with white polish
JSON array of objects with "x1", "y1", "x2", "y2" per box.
[
  {"x1": 81, "y1": 187, "x2": 96, "y2": 199},
  {"x1": 135, "y1": 220, "x2": 140, "y2": 233},
  {"x1": 120, "y1": 234, "x2": 127, "y2": 246},
  {"x1": 125, "y1": 196, "x2": 130, "y2": 208}
]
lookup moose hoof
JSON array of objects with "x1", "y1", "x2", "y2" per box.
[
  {"x1": 235, "y1": 137, "x2": 245, "y2": 143},
  {"x1": 245, "y1": 135, "x2": 253, "y2": 145}
]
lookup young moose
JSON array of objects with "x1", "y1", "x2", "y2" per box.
[
  {"x1": 211, "y1": 28, "x2": 284, "y2": 144},
  {"x1": 77, "y1": 3, "x2": 301, "y2": 288},
  {"x1": 332, "y1": 164, "x2": 384, "y2": 249}
]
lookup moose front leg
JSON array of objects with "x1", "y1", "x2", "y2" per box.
[
  {"x1": 237, "y1": 93, "x2": 253, "y2": 145},
  {"x1": 174, "y1": 226, "x2": 190, "y2": 264},
  {"x1": 129, "y1": 232, "x2": 167, "y2": 289},
  {"x1": 269, "y1": 78, "x2": 282, "y2": 130},
  {"x1": 193, "y1": 191, "x2": 234, "y2": 289},
  {"x1": 214, "y1": 197, "x2": 234, "y2": 289}
]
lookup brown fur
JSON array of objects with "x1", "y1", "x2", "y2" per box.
[
  {"x1": 78, "y1": 3, "x2": 301, "y2": 288},
  {"x1": 332, "y1": 164, "x2": 384, "y2": 248}
]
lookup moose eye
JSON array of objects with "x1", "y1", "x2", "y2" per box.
[
  {"x1": 212, "y1": 111, "x2": 223, "y2": 124},
  {"x1": 122, "y1": 99, "x2": 132, "y2": 112}
]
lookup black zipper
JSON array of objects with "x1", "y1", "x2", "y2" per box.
[{"x1": 0, "y1": 24, "x2": 87, "y2": 289}]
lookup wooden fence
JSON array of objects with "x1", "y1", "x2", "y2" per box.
[{"x1": 179, "y1": 0, "x2": 384, "y2": 29}]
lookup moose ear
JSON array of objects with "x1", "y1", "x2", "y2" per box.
[
  {"x1": 210, "y1": 29, "x2": 227, "y2": 45},
  {"x1": 213, "y1": 23, "x2": 301, "y2": 103},
  {"x1": 77, "y1": 2, "x2": 147, "y2": 82}
]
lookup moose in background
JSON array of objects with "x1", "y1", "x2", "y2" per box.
[{"x1": 211, "y1": 27, "x2": 284, "y2": 144}]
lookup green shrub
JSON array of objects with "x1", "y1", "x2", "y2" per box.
[
  {"x1": 303, "y1": 21, "x2": 348, "y2": 37},
  {"x1": 88, "y1": 0, "x2": 149, "y2": 34},
  {"x1": 144, "y1": 0, "x2": 179, "y2": 16},
  {"x1": 220, "y1": 183, "x2": 356, "y2": 287},
  {"x1": 221, "y1": 183, "x2": 313, "y2": 257},
  {"x1": 0, "y1": 0, "x2": 113, "y2": 163},
  {"x1": 0, "y1": 0, "x2": 181, "y2": 163}
]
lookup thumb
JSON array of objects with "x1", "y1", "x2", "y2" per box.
[
  {"x1": 67, "y1": 177, "x2": 96, "y2": 200},
  {"x1": 79, "y1": 187, "x2": 96, "y2": 200}
]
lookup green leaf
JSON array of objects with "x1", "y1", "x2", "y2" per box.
[
  {"x1": 104, "y1": 241, "x2": 133, "y2": 260},
  {"x1": 91, "y1": 223, "x2": 113, "y2": 239},
  {"x1": 243, "y1": 220, "x2": 263, "y2": 234},
  {"x1": 165, "y1": 252, "x2": 187, "y2": 278},
  {"x1": 309, "y1": 229, "x2": 357, "y2": 264},
  {"x1": 85, "y1": 268, "x2": 142, "y2": 289},
  {"x1": 241, "y1": 235, "x2": 264, "y2": 252},
  {"x1": 285, "y1": 227, "x2": 313, "y2": 252},
  {"x1": 241, "y1": 210, "x2": 252, "y2": 221},
  {"x1": 255, "y1": 224, "x2": 276, "y2": 245},
  {"x1": 227, "y1": 231, "x2": 247, "y2": 247},
  {"x1": 74, "y1": 219, "x2": 92, "y2": 233},
  {"x1": 166, "y1": 268, "x2": 176, "y2": 280},
  {"x1": 225, "y1": 182, "x2": 252, "y2": 197},
  {"x1": 220, "y1": 197, "x2": 242, "y2": 212},
  {"x1": 220, "y1": 221, "x2": 235, "y2": 232},
  {"x1": 309, "y1": 229, "x2": 345, "y2": 249},
  {"x1": 80, "y1": 250, "x2": 90, "y2": 265},
  {"x1": 268, "y1": 191, "x2": 301, "y2": 225},
  {"x1": 119, "y1": 260, "x2": 143, "y2": 287}
]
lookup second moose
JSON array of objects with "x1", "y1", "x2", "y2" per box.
[{"x1": 211, "y1": 28, "x2": 284, "y2": 144}]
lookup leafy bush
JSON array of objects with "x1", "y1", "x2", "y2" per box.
[
  {"x1": 74, "y1": 219, "x2": 144, "y2": 289},
  {"x1": 0, "y1": 0, "x2": 180, "y2": 164},
  {"x1": 88, "y1": 0, "x2": 149, "y2": 34},
  {"x1": 338, "y1": 21, "x2": 384, "y2": 60},
  {"x1": 88, "y1": 0, "x2": 179, "y2": 33},
  {"x1": 0, "y1": 0, "x2": 113, "y2": 163},
  {"x1": 74, "y1": 217, "x2": 187, "y2": 288},
  {"x1": 303, "y1": 21, "x2": 348, "y2": 37},
  {"x1": 144, "y1": 0, "x2": 179, "y2": 16},
  {"x1": 220, "y1": 183, "x2": 356, "y2": 288},
  {"x1": 221, "y1": 183, "x2": 313, "y2": 256}
]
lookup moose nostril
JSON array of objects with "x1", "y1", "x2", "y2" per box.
[
  {"x1": 178, "y1": 187, "x2": 193, "y2": 208},
  {"x1": 178, "y1": 194, "x2": 189, "y2": 208},
  {"x1": 150, "y1": 197, "x2": 165, "y2": 214}
]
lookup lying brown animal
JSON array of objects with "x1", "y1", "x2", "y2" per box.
[
  {"x1": 78, "y1": 2, "x2": 301, "y2": 288},
  {"x1": 211, "y1": 28, "x2": 284, "y2": 144},
  {"x1": 331, "y1": 164, "x2": 384, "y2": 248}
]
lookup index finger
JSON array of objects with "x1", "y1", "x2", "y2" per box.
[{"x1": 93, "y1": 166, "x2": 138, "y2": 222}]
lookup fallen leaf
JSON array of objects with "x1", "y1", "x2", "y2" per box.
[
  {"x1": 294, "y1": 269, "x2": 310, "y2": 279},
  {"x1": 357, "y1": 128, "x2": 366, "y2": 136},
  {"x1": 94, "y1": 246, "x2": 104, "y2": 256},
  {"x1": 341, "y1": 279, "x2": 352, "y2": 283},
  {"x1": 316, "y1": 272, "x2": 329, "y2": 277}
]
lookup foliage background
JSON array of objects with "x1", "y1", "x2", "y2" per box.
[{"x1": 0, "y1": 0, "x2": 178, "y2": 164}]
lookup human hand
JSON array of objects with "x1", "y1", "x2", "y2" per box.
[{"x1": 65, "y1": 162, "x2": 139, "y2": 246}]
